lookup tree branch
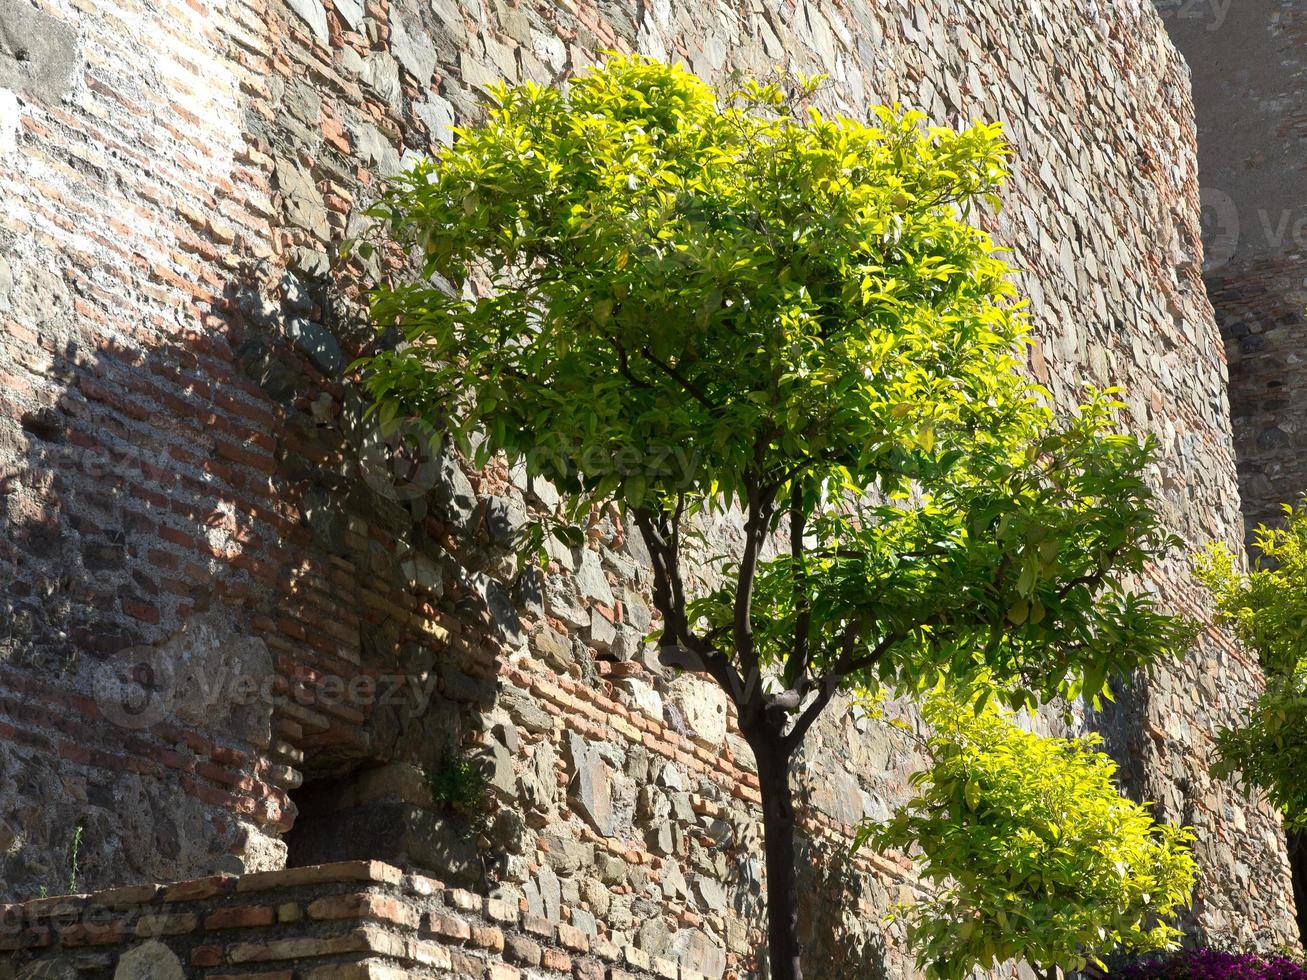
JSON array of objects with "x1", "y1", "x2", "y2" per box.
[
  {"x1": 632, "y1": 502, "x2": 746, "y2": 703},
  {"x1": 786, "y1": 481, "x2": 811, "y2": 690},
  {"x1": 639, "y1": 346, "x2": 718, "y2": 411}
]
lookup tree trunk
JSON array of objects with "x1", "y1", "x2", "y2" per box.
[
  {"x1": 752, "y1": 731, "x2": 804, "y2": 980},
  {"x1": 1290, "y1": 829, "x2": 1307, "y2": 946}
]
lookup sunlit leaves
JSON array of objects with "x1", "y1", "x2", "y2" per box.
[
  {"x1": 1197, "y1": 506, "x2": 1307, "y2": 829},
  {"x1": 357, "y1": 55, "x2": 1021, "y2": 522},
  {"x1": 857, "y1": 689, "x2": 1197, "y2": 980}
]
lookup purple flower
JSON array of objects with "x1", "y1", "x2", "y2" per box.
[{"x1": 1116, "y1": 949, "x2": 1307, "y2": 980}]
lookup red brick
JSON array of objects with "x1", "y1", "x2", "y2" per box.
[{"x1": 204, "y1": 904, "x2": 276, "y2": 929}]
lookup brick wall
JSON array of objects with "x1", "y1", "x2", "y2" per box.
[
  {"x1": 0, "y1": 859, "x2": 699, "y2": 979},
  {"x1": 0, "y1": 0, "x2": 1298, "y2": 973}
]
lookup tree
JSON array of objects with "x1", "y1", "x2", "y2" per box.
[
  {"x1": 856, "y1": 686, "x2": 1197, "y2": 979},
  {"x1": 1198, "y1": 504, "x2": 1307, "y2": 941},
  {"x1": 356, "y1": 56, "x2": 1197, "y2": 979}
]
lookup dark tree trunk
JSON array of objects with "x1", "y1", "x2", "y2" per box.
[
  {"x1": 1290, "y1": 829, "x2": 1307, "y2": 945},
  {"x1": 751, "y1": 729, "x2": 804, "y2": 980}
]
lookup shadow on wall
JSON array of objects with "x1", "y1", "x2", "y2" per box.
[
  {"x1": 0, "y1": 235, "x2": 288, "y2": 897},
  {"x1": 0, "y1": 224, "x2": 518, "y2": 901}
]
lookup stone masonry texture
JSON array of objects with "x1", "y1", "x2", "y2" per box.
[{"x1": 0, "y1": 0, "x2": 1299, "y2": 975}]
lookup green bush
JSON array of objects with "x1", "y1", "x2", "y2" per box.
[{"x1": 857, "y1": 688, "x2": 1197, "y2": 979}]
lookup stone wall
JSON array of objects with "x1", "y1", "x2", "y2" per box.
[
  {"x1": 0, "y1": 859, "x2": 691, "y2": 979},
  {"x1": 0, "y1": 0, "x2": 1298, "y2": 974},
  {"x1": 1156, "y1": 0, "x2": 1307, "y2": 535}
]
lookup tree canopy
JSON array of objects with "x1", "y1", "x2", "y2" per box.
[{"x1": 360, "y1": 55, "x2": 1191, "y2": 720}]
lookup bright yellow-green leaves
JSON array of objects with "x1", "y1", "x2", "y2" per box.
[
  {"x1": 857, "y1": 690, "x2": 1197, "y2": 980},
  {"x1": 1197, "y1": 505, "x2": 1307, "y2": 829},
  {"x1": 688, "y1": 389, "x2": 1196, "y2": 712},
  {"x1": 359, "y1": 55, "x2": 1023, "y2": 515},
  {"x1": 358, "y1": 54, "x2": 1190, "y2": 712}
]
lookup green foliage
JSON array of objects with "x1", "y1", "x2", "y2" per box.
[
  {"x1": 856, "y1": 689, "x2": 1197, "y2": 979},
  {"x1": 361, "y1": 57, "x2": 1022, "y2": 515},
  {"x1": 358, "y1": 55, "x2": 1192, "y2": 717},
  {"x1": 426, "y1": 748, "x2": 487, "y2": 816},
  {"x1": 68, "y1": 824, "x2": 83, "y2": 893},
  {"x1": 357, "y1": 57, "x2": 1199, "y2": 979},
  {"x1": 1197, "y1": 505, "x2": 1307, "y2": 829}
]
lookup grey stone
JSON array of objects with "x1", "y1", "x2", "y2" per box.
[
  {"x1": 513, "y1": 566, "x2": 544, "y2": 618},
  {"x1": 492, "y1": 719, "x2": 519, "y2": 754},
  {"x1": 355, "y1": 122, "x2": 401, "y2": 176},
  {"x1": 692, "y1": 875, "x2": 727, "y2": 913},
  {"x1": 274, "y1": 156, "x2": 328, "y2": 238},
  {"x1": 655, "y1": 761, "x2": 686, "y2": 792},
  {"x1": 671, "y1": 929, "x2": 727, "y2": 979},
  {"x1": 624, "y1": 523, "x2": 653, "y2": 568},
  {"x1": 280, "y1": 273, "x2": 313, "y2": 313},
  {"x1": 480, "y1": 737, "x2": 515, "y2": 795},
  {"x1": 363, "y1": 51, "x2": 401, "y2": 106},
  {"x1": 533, "y1": 624, "x2": 575, "y2": 672},
  {"x1": 282, "y1": 78, "x2": 321, "y2": 130},
  {"x1": 594, "y1": 851, "x2": 627, "y2": 886},
  {"x1": 285, "y1": 0, "x2": 329, "y2": 44},
  {"x1": 808, "y1": 764, "x2": 864, "y2": 827},
  {"x1": 525, "y1": 864, "x2": 561, "y2": 920},
  {"x1": 648, "y1": 821, "x2": 674, "y2": 856},
  {"x1": 501, "y1": 684, "x2": 552, "y2": 734},
  {"x1": 622, "y1": 589, "x2": 652, "y2": 632},
  {"x1": 661, "y1": 860, "x2": 687, "y2": 901},
  {"x1": 469, "y1": 571, "x2": 524, "y2": 648},
  {"x1": 574, "y1": 548, "x2": 615, "y2": 605},
  {"x1": 339, "y1": 44, "x2": 364, "y2": 76},
  {"x1": 544, "y1": 582, "x2": 589, "y2": 632},
  {"x1": 541, "y1": 834, "x2": 593, "y2": 875},
  {"x1": 486, "y1": 495, "x2": 528, "y2": 545},
  {"x1": 490, "y1": 808, "x2": 526, "y2": 854},
  {"x1": 288, "y1": 246, "x2": 330, "y2": 278},
  {"x1": 590, "y1": 607, "x2": 616, "y2": 650},
  {"x1": 636, "y1": 914, "x2": 671, "y2": 957},
  {"x1": 284, "y1": 318, "x2": 342, "y2": 375},
  {"x1": 667, "y1": 676, "x2": 728, "y2": 743},
  {"x1": 113, "y1": 940, "x2": 185, "y2": 980},
  {"x1": 332, "y1": 0, "x2": 365, "y2": 30},
  {"x1": 565, "y1": 733, "x2": 614, "y2": 837},
  {"x1": 433, "y1": 445, "x2": 478, "y2": 535},
  {"x1": 415, "y1": 94, "x2": 457, "y2": 145},
  {"x1": 519, "y1": 741, "x2": 556, "y2": 811},
  {"x1": 570, "y1": 905, "x2": 598, "y2": 936},
  {"x1": 0, "y1": 0, "x2": 78, "y2": 102},
  {"x1": 609, "y1": 626, "x2": 643, "y2": 662},
  {"x1": 390, "y1": 10, "x2": 437, "y2": 84}
]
